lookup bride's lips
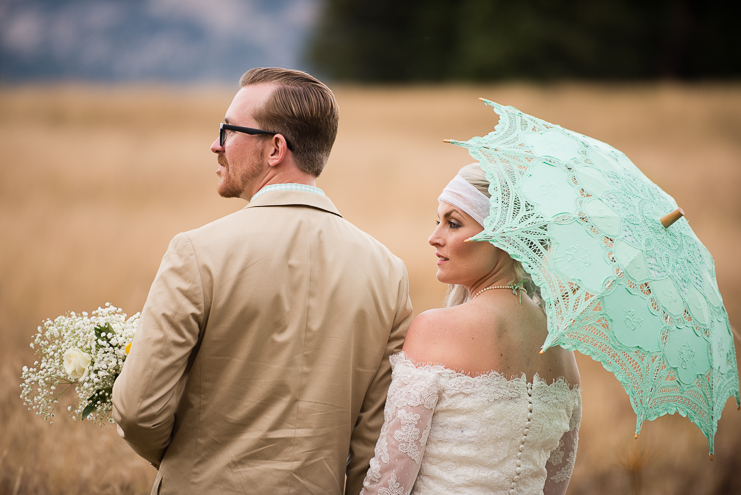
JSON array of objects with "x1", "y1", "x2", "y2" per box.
[{"x1": 436, "y1": 252, "x2": 448, "y2": 265}]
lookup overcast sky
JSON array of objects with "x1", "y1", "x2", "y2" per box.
[{"x1": 0, "y1": 0, "x2": 321, "y2": 83}]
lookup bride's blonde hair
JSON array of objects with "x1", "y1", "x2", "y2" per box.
[{"x1": 442, "y1": 163, "x2": 544, "y2": 309}]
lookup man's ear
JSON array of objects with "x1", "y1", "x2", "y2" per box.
[{"x1": 266, "y1": 134, "x2": 289, "y2": 168}]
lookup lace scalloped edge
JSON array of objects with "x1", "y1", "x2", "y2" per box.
[
  {"x1": 450, "y1": 100, "x2": 511, "y2": 149},
  {"x1": 391, "y1": 352, "x2": 581, "y2": 391},
  {"x1": 556, "y1": 338, "x2": 738, "y2": 451}
]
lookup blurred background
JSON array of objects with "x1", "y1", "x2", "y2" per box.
[{"x1": 1, "y1": 0, "x2": 740, "y2": 494}]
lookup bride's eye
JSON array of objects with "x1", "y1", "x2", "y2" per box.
[{"x1": 449, "y1": 220, "x2": 460, "y2": 229}]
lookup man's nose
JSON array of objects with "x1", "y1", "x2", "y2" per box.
[{"x1": 210, "y1": 137, "x2": 224, "y2": 154}]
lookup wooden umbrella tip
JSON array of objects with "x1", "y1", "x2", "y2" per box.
[
  {"x1": 478, "y1": 97, "x2": 485, "y2": 101},
  {"x1": 634, "y1": 433, "x2": 639, "y2": 439},
  {"x1": 660, "y1": 207, "x2": 685, "y2": 228},
  {"x1": 710, "y1": 454, "x2": 714, "y2": 461},
  {"x1": 539, "y1": 349, "x2": 544, "y2": 355},
  {"x1": 463, "y1": 238, "x2": 472, "y2": 243},
  {"x1": 442, "y1": 139, "x2": 451, "y2": 143}
]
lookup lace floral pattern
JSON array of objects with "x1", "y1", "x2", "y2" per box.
[
  {"x1": 548, "y1": 438, "x2": 566, "y2": 465},
  {"x1": 379, "y1": 474, "x2": 404, "y2": 495},
  {"x1": 361, "y1": 353, "x2": 581, "y2": 495},
  {"x1": 546, "y1": 401, "x2": 581, "y2": 490},
  {"x1": 362, "y1": 354, "x2": 440, "y2": 494},
  {"x1": 395, "y1": 410, "x2": 423, "y2": 463},
  {"x1": 550, "y1": 449, "x2": 577, "y2": 484}
]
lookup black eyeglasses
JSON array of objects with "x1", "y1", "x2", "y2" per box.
[{"x1": 219, "y1": 123, "x2": 292, "y2": 151}]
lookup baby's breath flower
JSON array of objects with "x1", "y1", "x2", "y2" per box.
[{"x1": 20, "y1": 304, "x2": 139, "y2": 426}]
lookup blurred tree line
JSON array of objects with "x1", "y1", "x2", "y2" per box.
[{"x1": 306, "y1": 0, "x2": 740, "y2": 81}]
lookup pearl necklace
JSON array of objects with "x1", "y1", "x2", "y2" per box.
[
  {"x1": 471, "y1": 285, "x2": 511, "y2": 299},
  {"x1": 471, "y1": 281, "x2": 527, "y2": 303}
]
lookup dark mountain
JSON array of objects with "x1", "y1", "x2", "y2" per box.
[{"x1": 0, "y1": 0, "x2": 320, "y2": 83}]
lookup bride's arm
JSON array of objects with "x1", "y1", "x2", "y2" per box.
[
  {"x1": 359, "y1": 356, "x2": 439, "y2": 495},
  {"x1": 543, "y1": 396, "x2": 582, "y2": 495}
]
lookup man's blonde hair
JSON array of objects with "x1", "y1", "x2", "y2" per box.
[{"x1": 239, "y1": 68, "x2": 339, "y2": 177}]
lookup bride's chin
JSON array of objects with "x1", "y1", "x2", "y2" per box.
[{"x1": 435, "y1": 271, "x2": 453, "y2": 285}]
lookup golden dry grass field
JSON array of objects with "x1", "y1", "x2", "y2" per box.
[{"x1": 1, "y1": 82, "x2": 740, "y2": 494}]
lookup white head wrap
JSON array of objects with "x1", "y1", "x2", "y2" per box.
[{"x1": 437, "y1": 175, "x2": 490, "y2": 227}]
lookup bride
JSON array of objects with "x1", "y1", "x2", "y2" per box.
[{"x1": 360, "y1": 164, "x2": 582, "y2": 495}]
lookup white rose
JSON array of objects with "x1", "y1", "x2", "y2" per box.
[{"x1": 63, "y1": 348, "x2": 92, "y2": 380}]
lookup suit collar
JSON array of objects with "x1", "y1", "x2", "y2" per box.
[{"x1": 245, "y1": 189, "x2": 342, "y2": 218}]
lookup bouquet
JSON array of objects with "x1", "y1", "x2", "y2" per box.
[{"x1": 20, "y1": 303, "x2": 139, "y2": 426}]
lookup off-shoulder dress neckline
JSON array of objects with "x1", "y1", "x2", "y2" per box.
[{"x1": 392, "y1": 351, "x2": 580, "y2": 390}]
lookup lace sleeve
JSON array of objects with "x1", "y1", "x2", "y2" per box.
[
  {"x1": 543, "y1": 395, "x2": 582, "y2": 495},
  {"x1": 360, "y1": 358, "x2": 439, "y2": 495}
]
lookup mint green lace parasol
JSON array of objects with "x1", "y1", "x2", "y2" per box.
[{"x1": 447, "y1": 99, "x2": 740, "y2": 455}]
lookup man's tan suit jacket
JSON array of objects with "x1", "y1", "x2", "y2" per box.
[{"x1": 112, "y1": 190, "x2": 413, "y2": 495}]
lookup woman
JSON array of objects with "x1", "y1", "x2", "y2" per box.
[{"x1": 360, "y1": 164, "x2": 581, "y2": 495}]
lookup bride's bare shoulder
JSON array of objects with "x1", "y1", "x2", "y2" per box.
[{"x1": 402, "y1": 306, "x2": 478, "y2": 367}]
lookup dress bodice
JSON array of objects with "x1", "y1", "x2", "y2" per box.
[{"x1": 361, "y1": 352, "x2": 581, "y2": 495}]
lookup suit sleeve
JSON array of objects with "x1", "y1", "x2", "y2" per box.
[
  {"x1": 112, "y1": 233, "x2": 206, "y2": 467},
  {"x1": 345, "y1": 263, "x2": 413, "y2": 495}
]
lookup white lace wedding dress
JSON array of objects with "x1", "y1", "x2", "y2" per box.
[{"x1": 360, "y1": 353, "x2": 581, "y2": 495}]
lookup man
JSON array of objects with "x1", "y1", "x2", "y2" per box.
[{"x1": 112, "y1": 68, "x2": 412, "y2": 495}]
